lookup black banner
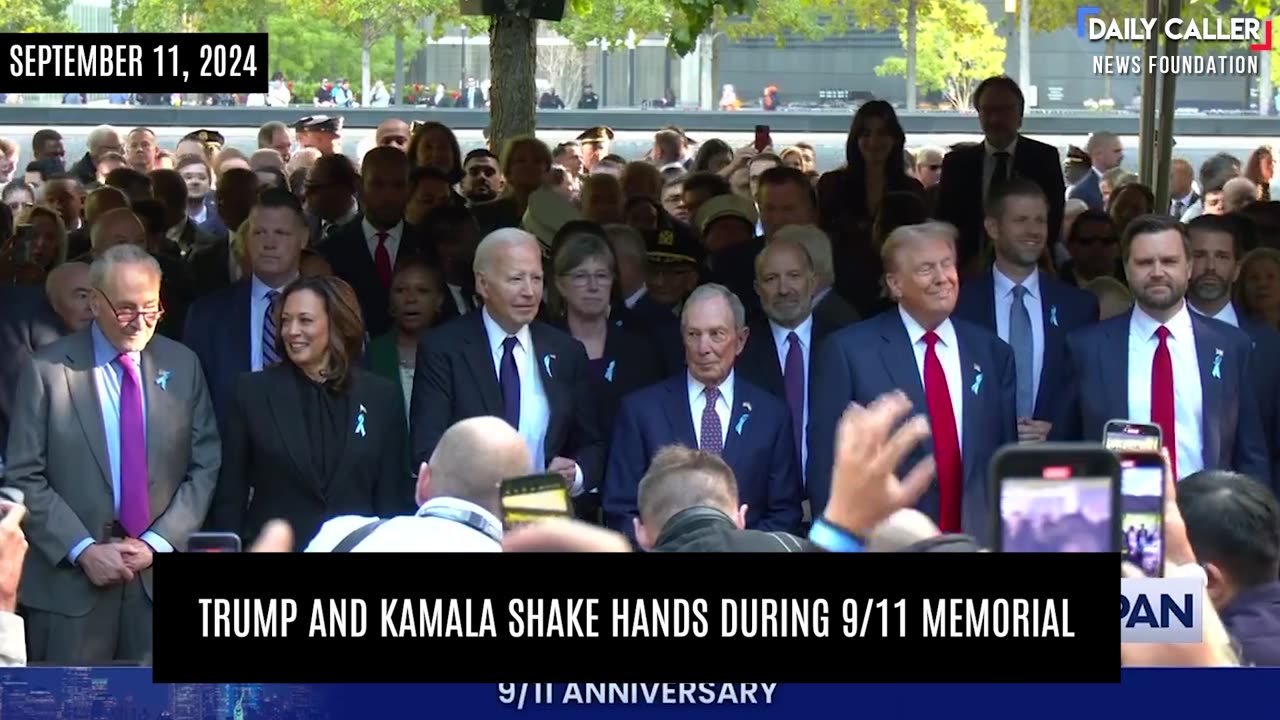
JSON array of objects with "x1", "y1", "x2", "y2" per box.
[
  {"x1": 0, "y1": 33, "x2": 268, "y2": 94},
  {"x1": 153, "y1": 552, "x2": 1119, "y2": 683}
]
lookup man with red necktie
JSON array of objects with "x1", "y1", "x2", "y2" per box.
[
  {"x1": 1052, "y1": 214, "x2": 1270, "y2": 485},
  {"x1": 807, "y1": 222, "x2": 1017, "y2": 543},
  {"x1": 4, "y1": 244, "x2": 219, "y2": 664},
  {"x1": 319, "y1": 147, "x2": 435, "y2": 337}
]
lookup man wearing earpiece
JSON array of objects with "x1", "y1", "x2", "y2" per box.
[{"x1": 635, "y1": 446, "x2": 812, "y2": 553}]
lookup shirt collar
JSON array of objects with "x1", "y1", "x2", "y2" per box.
[
  {"x1": 1188, "y1": 301, "x2": 1239, "y2": 328},
  {"x1": 362, "y1": 218, "x2": 403, "y2": 242},
  {"x1": 251, "y1": 273, "x2": 297, "y2": 299},
  {"x1": 984, "y1": 137, "x2": 1017, "y2": 156},
  {"x1": 898, "y1": 305, "x2": 958, "y2": 348},
  {"x1": 1131, "y1": 302, "x2": 1193, "y2": 340},
  {"x1": 770, "y1": 313, "x2": 814, "y2": 350},
  {"x1": 687, "y1": 369, "x2": 735, "y2": 408},
  {"x1": 90, "y1": 321, "x2": 139, "y2": 367},
  {"x1": 993, "y1": 265, "x2": 1040, "y2": 300},
  {"x1": 481, "y1": 306, "x2": 531, "y2": 355}
]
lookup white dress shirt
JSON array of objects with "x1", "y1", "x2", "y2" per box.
[
  {"x1": 481, "y1": 308, "x2": 584, "y2": 495},
  {"x1": 899, "y1": 307, "x2": 964, "y2": 453},
  {"x1": 982, "y1": 137, "x2": 1018, "y2": 204},
  {"x1": 249, "y1": 273, "x2": 297, "y2": 371},
  {"x1": 304, "y1": 497, "x2": 503, "y2": 552},
  {"x1": 992, "y1": 266, "x2": 1045, "y2": 409},
  {"x1": 1127, "y1": 304, "x2": 1205, "y2": 479},
  {"x1": 687, "y1": 370, "x2": 735, "y2": 449},
  {"x1": 1189, "y1": 301, "x2": 1240, "y2": 328},
  {"x1": 363, "y1": 218, "x2": 403, "y2": 266},
  {"x1": 771, "y1": 315, "x2": 812, "y2": 480}
]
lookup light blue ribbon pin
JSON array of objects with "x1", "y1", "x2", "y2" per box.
[
  {"x1": 156, "y1": 370, "x2": 171, "y2": 391},
  {"x1": 735, "y1": 414, "x2": 750, "y2": 435},
  {"x1": 1049, "y1": 306, "x2": 1059, "y2": 327},
  {"x1": 543, "y1": 354, "x2": 556, "y2": 378},
  {"x1": 604, "y1": 360, "x2": 616, "y2": 383},
  {"x1": 1211, "y1": 349, "x2": 1223, "y2": 379},
  {"x1": 971, "y1": 364, "x2": 983, "y2": 395},
  {"x1": 355, "y1": 404, "x2": 367, "y2": 437}
]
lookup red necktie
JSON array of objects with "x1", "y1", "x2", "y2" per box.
[
  {"x1": 1151, "y1": 326, "x2": 1177, "y2": 479},
  {"x1": 923, "y1": 331, "x2": 963, "y2": 532},
  {"x1": 374, "y1": 231, "x2": 392, "y2": 289}
]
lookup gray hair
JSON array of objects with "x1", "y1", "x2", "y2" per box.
[
  {"x1": 474, "y1": 227, "x2": 539, "y2": 275},
  {"x1": 772, "y1": 224, "x2": 834, "y2": 284},
  {"x1": 1085, "y1": 131, "x2": 1119, "y2": 153},
  {"x1": 682, "y1": 283, "x2": 746, "y2": 330},
  {"x1": 87, "y1": 125, "x2": 118, "y2": 153},
  {"x1": 754, "y1": 232, "x2": 815, "y2": 279},
  {"x1": 428, "y1": 416, "x2": 533, "y2": 515},
  {"x1": 89, "y1": 243, "x2": 162, "y2": 291},
  {"x1": 603, "y1": 223, "x2": 646, "y2": 262}
]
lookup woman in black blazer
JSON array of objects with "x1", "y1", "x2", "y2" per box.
[{"x1": 209, "y1": 275, "x2": 413, "y2": 549}]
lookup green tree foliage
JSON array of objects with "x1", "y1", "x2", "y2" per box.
[
  {"x1": 2, "y1": 0, "x2": 75, "y2": 32},
  {"x1": 874, "y1": 0, "x2": 1006, "y2": 108}
]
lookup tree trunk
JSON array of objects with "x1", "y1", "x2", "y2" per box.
[
  {"x1": 394, "y1": 34, "x2": 405, "y2": 106},
  {"x1": 490, "y1": 14, "x2": 538, "y2": 150},
  {"x1": 906, "y1": 0, "x2": 918, "y2": 110},
  {"x1": 361, "y1": 20, "x2": 373, "y2": 107}
]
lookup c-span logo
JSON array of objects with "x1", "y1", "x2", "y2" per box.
[{"x1": 1121, "y1": 577, "x2": 1203, "y2": 643}]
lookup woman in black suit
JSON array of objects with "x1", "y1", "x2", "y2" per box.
[{"x1": 209, "y1": 275, "x2": 413, "y2": 549}]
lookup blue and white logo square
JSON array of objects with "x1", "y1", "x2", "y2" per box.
[{"x1": 1121, "y1": 577, "x2": 1203, "y2": 643}]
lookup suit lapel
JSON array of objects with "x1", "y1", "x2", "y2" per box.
[
  {"x1": 877, "y1": 314, "x2": 927, "y2": 413},
  {"x1": 662, "y1": 377, "x2": 698, "y2": 448},
  {"x1": 63, "y1": 335, "x2": 111, "y2": 490},
  {"x1": 530, "y1": 323, "x2": 567, "y2": 461},
  {"x1": 140, "y1": 345, "x2": 169, "y2": 489},
  {"x1": 1190, "y1": 315, "x2": 1224, "y2": 468},
  {"x1": 1102, "y1": 314, "x2": 1132, "y2": 421},
  {"x1": 722, "y1": 379, "x2": 751, "y2": 468},
  {"x1": 462, "y1": 314, "x2": 504, "y2": 415},
  {"x1": 265, "y1": 368, "x2": 322, "y2": 498},
  {"x1": 328, "y1": 383, "x2": 359, "y2": 497},
  {"x1": 1036, "y1": 280, "x2": 1064, "y2": 416},
  {"x1": 955, "y1": 326, "x2": 983, "y2": 474}
]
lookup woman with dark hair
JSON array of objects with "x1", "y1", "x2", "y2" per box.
[
  {"x1": 209, "y1": 275, "x2": 412, "y2": 549},
  {"x1": 692, "y1": 138, "x2": 733, "y2": 174},
  {"x1": 367, "y1": 256, "x2": 446, "y2": 412},
  {"x1": 1245, "y1": 145, "x2": 1273, "y2": 202},
  {"x1": 406, "y1": 121, "x2": 463, "y2": 184},
  {"x1": 816, "y1": 100, "x2": 924, "y2": 316}
]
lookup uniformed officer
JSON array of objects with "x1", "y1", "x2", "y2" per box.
[
  {"x1": 177, "y1": 129, "x2": 225, "y2": 163},
  {"x1": 294, "y1": 115, "x2": 344, "y2": 156},
  {"x1": 576, "y1": 126, "x2": 614, "y2": 174}
]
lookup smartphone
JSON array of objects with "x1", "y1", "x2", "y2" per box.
[
  {"x1": 1118, "y1": 451, "x2": 1166, "y2": 577},
  {"x1": 188, "y1": 532, "x2": 242, "y2": 553},
  {"x1": 754, "y1": 125, "x2": 772, "y2": 152},
  {"x1": 499, "y1": 473, "x2": 571, "y2": 529},
  {"x1": 991, "y1": 443, "x2": 1121, "y2": 553},
  {"x1": 1103, "y1": 419, "x2": 1162, "y2": 453},
  {"x1": 10, "y1": 224, "x2": 34, "y2": 264}
]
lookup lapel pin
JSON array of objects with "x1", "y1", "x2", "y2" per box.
[
  {"x1": 735, "y1": 413, "x2": 750, "y2": 435},
  {"x1": 1212, "y1": 348, "x2": 1223, "y2": 379},
  {"x1": 971, "y1": 365, "x2": 984, "y2": 395},
  {"x1": 156, "y1": 370, "x2": 171, "y2": 391},
  {"x1": 355, "y1": 404, "x2": 368, "y2": 437},
  {"x1": 543, "y1": 353, "x2": 556, "y2": 378},
  {"x1": 1049, "y1": 306, "x2": 1059, "y2": 327},
  {"x1": 743, "y1": 401, "x2": 753, "y2": 413},
  {"x1": 604, "y1": 360, "x2": 616, "y2": 383}
]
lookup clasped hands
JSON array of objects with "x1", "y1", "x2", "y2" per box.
[{"x1": 79, "y1": 538, "x2": 153, "y2": 587}]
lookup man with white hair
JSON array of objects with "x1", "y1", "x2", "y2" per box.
[
  {"x1": 410, "y1": 228, "x2": 605, "y2": 511},
  {"x1": 307, "y1": 417, "x2": 531, "y2": 551},
  {"x1": 5, "y1": 244, "x2": 219, "y2": 663}
]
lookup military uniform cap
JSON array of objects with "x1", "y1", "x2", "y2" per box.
[
  {"x1": 295, "y1": 115, "x2": 344, "y2": 134},
  {"x1": 576, "y1": 126, "x2": 615, "y2": 144},
  {"x1": 182, "y1": 129, "x2": 225, "y2": 147}
]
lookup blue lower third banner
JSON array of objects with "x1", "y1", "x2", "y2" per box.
[{"x1": 0, "y1": 669, "x2": 1274, "y2": 719}]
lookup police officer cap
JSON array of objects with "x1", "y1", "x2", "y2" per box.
[
  {"x1": 576, "y1": 126, "x2": 615, "y2": 144},
  {"x1": 644, "y1": 226, "x2": 702, "y2": 266},
  {"x1": 295, "y1": 115, "x2": 344, "y2": 134},
  {"x1": 181, "y1": 129, "x2": 225, "y2": 147}
]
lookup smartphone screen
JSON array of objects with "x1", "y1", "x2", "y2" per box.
[
  {"x1": 1119, "y1": 454, "x2": 1165, "y2": 576},
  {"x1": 999, "y1": 474, "x2": 1116, "y2": 553},
  {"x1": 1104, "y1": 420, "x2": 1162, "y2": 453},
  {"x1": 754, "y1": 125, "x2": 771, "y2": 152},
  {"x1": 188, "y1": 532, "x2": 242, "y2": 553},
  {"x1": 499, "y1": 473, "x2": 571, "y2": 529}
]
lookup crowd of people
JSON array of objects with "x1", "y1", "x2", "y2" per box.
[{"x1": 0, "y1": 73, "x2": 1278, "y2": 668}]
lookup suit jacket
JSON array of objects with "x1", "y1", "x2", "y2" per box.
[
  {"x1": 4, "y1": 331, "x2": 219, "y2": 615},
  {"x1": 813, "y1": 289, "x2": 862, "y2": 329},
  {"x1": 187, "y1": 238, "x2": 233, "y2": 298},
  {"x1": 953, "y1": 267, "x2": 1100, "y2": 421},
  {"x1": 1050, "y1": 309, "x2": 1270, "y2": 485},
  {"x1": 0, "y1": 286, "x2": 65, "y2": 452},
  {"x1": 1067, "y1": 172, "x2": 1104, "y2": 212},
  {"x1": 548, "y1": 319, "x2": 665, "y2": 435},
  {"x1": 621, "y1": 296, "x2": 684, "y2": 374},
  {"x1": 182, "y1": 279, "x2": 252, "y2": 427},
  {"x1": 319, "y1": 217, "x2": 436, "y2": 337},
  {"x1": 409, "y1": 312, "x2": 605, "y2": 488},
  {"x1": 603, "y1": 374, "x2": 804, "y2": 538},
  {"x1": 208, "y1": 365, "x2": 411, "y2": 549},
  {"x1": 807, "y1": 311, "x2": 1018, "y2": 543},
  {"x1": 1238, "y1": 316, "x2": 1280, "y2": 496},
  {"x1": 936, "y1": 137, "x2": 1066, "y2": 268}
]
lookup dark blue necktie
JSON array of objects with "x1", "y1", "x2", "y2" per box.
[{"x1": 500, "y1": 335, "x2": 521, "y2": 430}]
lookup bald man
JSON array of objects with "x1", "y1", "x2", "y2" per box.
[
  {"x1": 45, "y1": 261, "x2": 94, "y2": 334},
  {"x1": 375, "y1": 119, "x2": 410, "y2": 152},
  {"x1": 410, "y1": 229, "x2": 605, "y2": 514},
  {"x1": 88, "y1": 207, "x2": 193, "y2": 340},
  {"x1": 305, "y1": 417, "x2": 532, "y2": 552}
]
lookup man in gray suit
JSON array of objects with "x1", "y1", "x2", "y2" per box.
[{"x1": 3, "y1": 244, "x2": 220, "y2": 664}]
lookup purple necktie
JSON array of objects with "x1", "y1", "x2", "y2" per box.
[
  {"x1": 116, "y1": 354, "x2": 150, "y2": 538},
  {"x1": 700, "y1": 386, "x2": 723, "y2": 455},
  {"x1": 499, "y1": 336, "x2": 521, "y2": 430},
  {"x1": 783, "y1": 331, "x2": 805, "y2": 460}
]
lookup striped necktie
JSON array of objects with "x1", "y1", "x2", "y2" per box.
[{"x1": 262, "y1": 290, "x2": 281, "y2": 368}]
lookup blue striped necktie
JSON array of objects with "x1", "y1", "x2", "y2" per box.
[{"x1": 262, "y1": 290, "x2": 281, "y2": 368}]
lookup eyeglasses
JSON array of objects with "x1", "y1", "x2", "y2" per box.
[
  {"x1": 98, "y1": 291, "x2": 164, "y2": 325},
  {"x1": 563, "y1": 270, "x2": 612, "y2": 288}
]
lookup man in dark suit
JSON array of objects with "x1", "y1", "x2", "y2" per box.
[
  {"x1": 1066, "y1": 132, "x2": 1124, "y2": 212},
  {"x1": 0, "y1": 279, "x2": 71, "y2": 456},
  {"x1": 304, "y1": 154, "x2": 360, "y2": 248},
  {"x1": 1052, "y1": 214, "x2": 1270, "y2": 485},
  {"x1": 1185, "y1": 214, "x2": 1280, "y2": 494},
  {"x1": 187, "y1": 168, "x2": 260, "y2": 297},
  {"x1": 603, "y1": 283, "x2": 805, "y2": 541},
  {"x1": 5, "y1": 244, "x2": 219, "y2": 663},
  {"x1": 954, "y1": 179, "x2": 1099, "y2": 441},
  {"x1": 184, "y1": 189, "x2": 305, "y2": 425},
  {"x1": 320, "y1": 148, "x2": 432, "y2": 337},
  {"x1": 935, "y1": 76, "x2": 1066, "y2": 272},
  {"x1": 410, "y1": 229, "x2": 604, "y2": 502},
  {"x1": 736, "y1": 233, "x2": 853, "y2": 497},
  {"x1": 808, "y1": 222, "x2": 1017, "y2": 542}
]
